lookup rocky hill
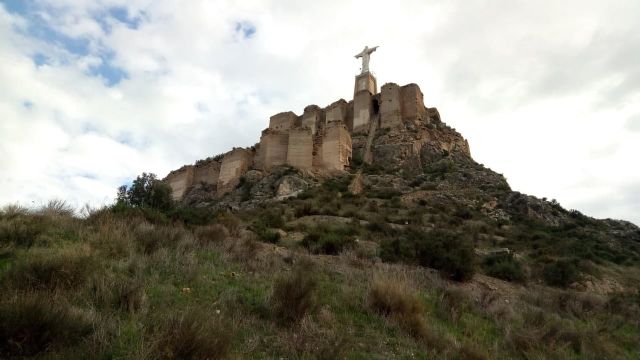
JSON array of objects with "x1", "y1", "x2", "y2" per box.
[{"x1": 2, "y1": 77, "x2": 639, "y2": 358}]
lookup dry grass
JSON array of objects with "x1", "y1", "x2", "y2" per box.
[
  {"x1": 148, "y1": 310, "x2": 233, "y2": 360},
  {"x1": 194, "y1": 224, "x2": 229, "y2": 246},
  {"x1": 4, "y1": 245, "x2": 96, "y2": 291},
  {"x1": 368, "y1": 277, "x2": 448, "y2": 349},
  {"x1": 0, "y1": 292, "x2": 93, "y2": 357},
  {"x1": 270, "y1": 260, "x2": 317, "y2": 323}
]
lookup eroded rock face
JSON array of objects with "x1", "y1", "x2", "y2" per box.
[{"x1": 275, "y1": 175, "x2": 309, "y2": 200}]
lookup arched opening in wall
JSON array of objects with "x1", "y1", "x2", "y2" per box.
[{"x1": 372, "y1": 99, "x2": 380, "y2": 115}]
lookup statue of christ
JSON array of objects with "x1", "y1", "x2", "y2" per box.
[{"x1": 355, "y1": 45, "x2": 379, "y2": 74}]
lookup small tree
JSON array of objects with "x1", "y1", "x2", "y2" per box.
[{"x1": 116, "y1": 173, "x2": 173, "y2": 211}]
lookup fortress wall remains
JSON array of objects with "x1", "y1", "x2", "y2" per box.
[
  {"x1": 380, "y1": 82, "x2": 402, "y2": 128},
  {"x1": 321, "y1": 122, "x2": 352, "y2": 171},
  {"x1": 269, "y1": 111, "x2": 298, "y2": 131},
  {"x1": 217, "y1": 148, "x2": 253, "y2": 196},
  {"x1": 165, "y1": 165, "x2": 195, "y2": 201},
  {"x1": 325, "y1": 99, "x2": 348, "y2": 125},
  {"x1": 400, "y1": 84, "x2": 426, "y2": 123},
  {"x1": 287, "y1": 128, "x2": 313, "y2": 169},
  {"x1": 345, "y1": 101, "x2": 354, "y2": 132},
  {"x1": 193, "y1": 161, "x2": 220, "y2": 185},
  {"x1": 301, "y1": 105, "x2": 321, "y2": 135},
  {"x1": 260, "y1": 130, "x2": 289, "y2": 170},
  {"x1": 353, "y1": 91, "x2": 372, "y2": 132}
]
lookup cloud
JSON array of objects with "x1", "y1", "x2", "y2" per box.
[
  {"x1": 0, "y1": 0, "x2": 639, "y2": 225},
  {"x1": 627, "y1": 114, "x2": 640, "y2": 132}
]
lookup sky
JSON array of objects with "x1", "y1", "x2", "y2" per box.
[{"x1": 0, "y1": 0, "x2": 639, "y2": 225}]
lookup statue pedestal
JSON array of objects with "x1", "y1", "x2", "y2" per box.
[
  {"x1": 353, "y1": 72, "x2": 377, "y2": 132},
  {"x1": 354, "y1": 72, "x2": 377, "y2": 96}
]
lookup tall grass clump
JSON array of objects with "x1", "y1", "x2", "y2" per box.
[
  {"x1": 0, "y1": 293, "x2": 93, "y2": 357},
  {"x1": 270, "y1": 260, "x2": 317, "y2": 323},
  {"x1": 148, "y1": 310, "x2": 233, "y2": 360},
  {"x1": 3, "y1": 246, "x2": 96, "y2": 291},
  {"x1": 368, "y1": 278, "x2": 438, "y2": 343}
]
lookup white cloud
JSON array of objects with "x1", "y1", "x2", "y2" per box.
[{"x1": 0, "y1": 0, "x2": 639, "y2": 225}]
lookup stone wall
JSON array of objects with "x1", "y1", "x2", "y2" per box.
[
  {"x1": 301, "y1": 105, "x2": 322, "y2": 135},
  {"x1": 259, "y1": 130, "x2": 289, "y2": 170},
  {"x1": 322, "y1": 122, "x2": 352, "y2": 171},
  {"x1": 165, "y1": 165, "x2": 195, "y2": 201},
  {"x1": 287, "y1": 128, "x2": 314, "y2": 169},
  {"x1": 269, "y1": 111, "x2": 298, "y2": 131},
  {"x1": 193, "y1": 160, "x2": 220, "y2": 185},
  {"x1": 353, "y1": 91, "x2": 372, "y2": 132},
  {"x1": 380, "y1": 82, "x2": 402, "y2": 128},
  {"x1": 325, "y1": 99, "x2": 347, "y2": 125},
  {"x1": 400, "y1": 84, "x2": 426, "y2": 123},
  {"x1": 217, "y1": 148, "x2": 253, "y2": 196}
]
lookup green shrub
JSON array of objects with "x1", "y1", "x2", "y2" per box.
[
  {"x1": 482, "y1": 253, "x2": 525, "y2": 282},
  {"x1": 116, "y1": 172, "x2": 174, "y2": 212},
  {"x1": 0, "y1": 293, "x2": 93, "y2": 357},
  {"x1": 301, "y1": 224, "x2": 357, "y2": 255},
  {"x1": 168, "y1": 206, "x2": 218, "y2": 226},
  {"x1": 380, "y1": 229, "x2": 476, "y2": 281},
  {"x1": 252, "y1": 224, "x2": 281, "y2": 244},
  {"x1": 543, "y1": 259, "x2": 579, "y2": 288}
]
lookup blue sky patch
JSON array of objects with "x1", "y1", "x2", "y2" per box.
[{"x1": 235, "y1": 21, "x2": 256, "y2": 39}]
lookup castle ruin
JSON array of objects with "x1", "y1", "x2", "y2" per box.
[{"x1": 165, "y1": 47, "x2": 469, "y2": 201}]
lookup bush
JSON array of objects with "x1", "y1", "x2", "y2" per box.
[
  {"x1": 36, "y1": 199, "x2": 75, "y2": 218},
  {"x1": 168, "y1": 207, "x2": 218, "y2": 226},
  {"x1": 301, "y1": 224, "x2": 358, "y2": 255},
  {"x1": 381, "y1": 229, "x2": 476, "y2": 281},
  {"x1": 482, "y1": 253, "x2": 526, "y2": 282},
  {"x1": 270, "y1": 261, "x2": 317, "y2": 323},
  {"x1": 149, "y1": 310, "x2": 233, "y2": 359},
  {"x1": 252, "y1": 224, "x2": 281, "y2": 244},
  {"x1": 543, "y1": 259, "x2": 579, "y2": 288},
  {"x1": 0, "y1": 293, "x2": 93, "y2": 357}
]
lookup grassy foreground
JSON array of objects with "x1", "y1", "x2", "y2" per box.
[{"x1": 1, "y1": 201, "x2": 639, "y2": 359}]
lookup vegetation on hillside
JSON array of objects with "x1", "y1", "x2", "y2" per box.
[
  {"x1": 0, "y1": 193, "x2": 639, "y2": 358},
  {"x1": 1, "y1": 158, "x2": 639, "y2": 358}
]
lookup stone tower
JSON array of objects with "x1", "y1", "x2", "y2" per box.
[{"x1": 353, "y1": 72, "x2": 377, "y2": 133}]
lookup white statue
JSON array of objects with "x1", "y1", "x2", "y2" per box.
[{"x1": 355, "y1": 45, "x2": 379, "y2": 74}]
